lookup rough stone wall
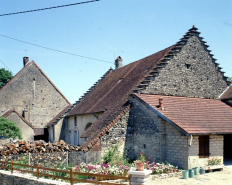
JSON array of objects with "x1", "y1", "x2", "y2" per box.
[
  {"x1": 124, "y1": 98, "x2": 166, "y2": 162},
  {"x1": 6, "y1": 112, "x2": 34, "y2": 141},
  {"x1": 165, "y1": 122, "x2": 189, "y2": 170},
  {"x1": 101, "y1": 111, "x2": 129, "y2": 156},
  {"x1": 189, "y1": 135, "x2": 223, "y2": 169},
  {"x1": 0, "y1": 62, "x2": 70, "y2": 128},
  {"x1": 142, "y1": 36, "x2": 228, "y2": 99}
]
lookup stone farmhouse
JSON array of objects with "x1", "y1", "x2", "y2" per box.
[
  {"x1": 0, "y1": 58, "x2": 71, "y2": 141},
  {"x1": 47, "y1": 26, "x2": 232, "y2": 170}
]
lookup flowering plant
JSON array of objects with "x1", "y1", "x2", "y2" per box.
[
  {"x1": 136, "y1": 153, "x2": 146, "y2": 163},
  {"x1": 208, "y1": 157, "x2": 221, "y2": 165}
]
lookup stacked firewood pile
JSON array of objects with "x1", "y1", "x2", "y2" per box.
[{"x1": 0, "y1": 140, "x2": 80, "y2": 156}]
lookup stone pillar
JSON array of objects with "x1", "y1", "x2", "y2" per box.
[{"x1": 128, "y1": 169, "x2": 152, "y2": 185}]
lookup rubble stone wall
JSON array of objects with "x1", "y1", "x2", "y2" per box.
[
  {"x1": 101, "y1": 111, "x2": 130, "y2": 156},
  {"x1": 125, "y1": 98, "x2": 166, "y2": 162},
  {"x1": 141, "y1": 36, "x2": 228, "y2": 99},
  {"x1": 0, "y1": 62, "x2": 70, "y2": 128}
]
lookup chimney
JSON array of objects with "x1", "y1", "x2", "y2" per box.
[
  {"x1": 115, "y1": 56, "x2": 123, "y2": 69},
  {"x1": 23, "y1": 57, "x2": 29, "y2": 67},
  {"x1": 159, "y1": 96, "x2": 164, "y2": 110}
]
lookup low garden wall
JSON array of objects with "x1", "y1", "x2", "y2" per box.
[{"x1": 0, "y1": 170, "x2": 71, "y2": 185}]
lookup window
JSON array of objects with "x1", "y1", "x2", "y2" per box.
[
  {"x1": 85, "y1": 122, "x2": 92, "y2": 131},
  {"x1": 185, "y1": 64, "x2": 191, "y2": 69},
  {"x1": 74, "y1": 131, "x2": 79, "y2": 145},
  {"x1": 199, "y1": 135, "x2": 210, "y2": 158},
  {"x1": 74, "y1": 117, "x2": 77, "y2": 126}
]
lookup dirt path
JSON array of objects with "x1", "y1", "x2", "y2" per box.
[{"x1": 151, "y1": 167, "x2": 232, "y2": 185}]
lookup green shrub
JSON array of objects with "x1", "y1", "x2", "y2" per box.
[{"x1": 0, "y1": 117, "x2": 22, "y2": 139}]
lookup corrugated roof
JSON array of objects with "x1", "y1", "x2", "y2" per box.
[{"x1": 135, "y1": 94, "x2": 232, "y2": 135}]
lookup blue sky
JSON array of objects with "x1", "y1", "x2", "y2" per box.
[{"x1": 0, "y1": 0, "x2": 232, "y2": 103}]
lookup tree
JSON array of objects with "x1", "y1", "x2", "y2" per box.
[
  {"x1": 0, "y1": 117, "x2": 22, "y2": 139},
  {"x1": 0, "y1": 68, "x2": 13, "y2": 89},
  {"x1": 227, "y1": 77, "x2": 232, "y2": 81}
]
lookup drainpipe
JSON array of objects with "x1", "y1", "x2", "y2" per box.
[
  {"x1": 93, "y1": 113, "x2": 98, "y2": 119},
  {"x1": 189, "y1": 135, "x2": 193, "y2": 146}
]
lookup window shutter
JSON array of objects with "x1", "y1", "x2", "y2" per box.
[
  {"x1": 199, "y1": 136, "x2": 205, "y2": 158},
  {"x1": 204, "y1": 135, "x2": 210, "y2": 158}
]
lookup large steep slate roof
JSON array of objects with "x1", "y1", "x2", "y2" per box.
[
  {"x1": 135, "y1": 94, "x2": 232, "y2": 135},
  {"x1": 67, "y1": 46, "x2": 174, "y2": 117},
  {"x1": 73, "y1": 46, "x2": 174, "y2": 151},
  {"x1": 69, "y1": 26, "x2": 230, "y2": 151}
]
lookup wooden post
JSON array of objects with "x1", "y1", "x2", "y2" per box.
[
  {"x1": 37, "y1": 163, "x2": 40, "y2": 179},
  {"x1": 70, "y1": 167, "x2": 73, "y2": 185},
  {"x1": 11, "y1": 160, "x2": 13, "y2": 174},
  {"x1": 129, "y1": 174, "x2": 131, "y2": 185}
]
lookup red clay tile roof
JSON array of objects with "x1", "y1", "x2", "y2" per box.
[
  {"x1": 47, "y1": 105, "x2": 72, "y2": 127},
  {"x1": 2, "y1": 110, "x2": 34, "y2": 129},
  {"x1": 220, "y1": 85, "x2": 232, "y2": 99},
  {"x1": 135, "y1": 94, "x2": 232, "y2": 135},
  {"x1": 0, "y1": 61, "x2": 71, "y2": 105}
]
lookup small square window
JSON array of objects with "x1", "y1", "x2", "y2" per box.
[{"x1": 185, "y1": 64, "x2": 191, "y2": 69}]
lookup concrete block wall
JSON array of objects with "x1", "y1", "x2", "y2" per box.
[
  {"x1": 165, "y1": 122, "x2": 189, "y2": 169},
  {"x1": 188, "y1": 135, "x2": 223, "y2": 169}
]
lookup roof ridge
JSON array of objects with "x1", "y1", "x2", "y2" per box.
[
  {"x1": 32, "y1": 61, "x2": 71, "y2": 105},
  {"x1": 2, "y1": 109, "x2": 34, "y2": 129},
  {"x1": 133, "y1": 25, "x2": 230, "y2": 94},
  {"x1": 132, "y1": 45, "x2": 175, "y2": 93},
  {"x1": 67, "y1": 68, "x2": 113, "y2": 115},
  {"x1": 0, "y1": 61, "x2": 33, "y2": 93},
  {"x1": 0, "y1": 60, "x2": 71, "y2": 105}
]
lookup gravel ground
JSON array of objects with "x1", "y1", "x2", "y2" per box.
[{"x1": 151, "y1": 167, "x2": 232, "y2": 185}]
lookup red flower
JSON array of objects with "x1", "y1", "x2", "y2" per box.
[
  {"x1": 148, "y1": 157, "x2": 151, "y2": 159},
  {"x1": 140, "y1": 153, "x2": 143, "y2": 155}
]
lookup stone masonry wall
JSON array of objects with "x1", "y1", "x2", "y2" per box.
[
  {"x1": 188, "y1": 135, "x2": 223, "y2": 169},
  {"x1": 6, "y1": 112, "x2": 34, "y2": 141},
  {"x1": 165, "y1": 122, "x2": 189, "y2": 170},
  {"x1": 124, "y1": 98, "x2": 166, "y2": 162},
  {"x1": 142, "y1": 36, "x2": 228, "y2": 99},
  {"x1": 0, "y1": 62, "x2": 70, "y2": 128},
  {"x1": 101, "y1": 111, "x2": 129, "y2": 156}
]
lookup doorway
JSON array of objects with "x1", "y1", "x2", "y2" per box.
[{"x1": 224, "y1": 134, "x2": 232, "y2": 166}]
